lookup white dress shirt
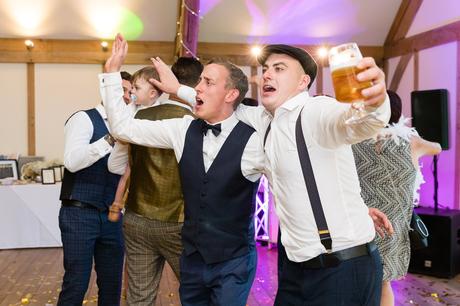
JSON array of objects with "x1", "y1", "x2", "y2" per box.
[
  {"x1": 63, "y1": 104, "x2": 125, "y2": 175},
  {"x1": 99, "y1": 72, "x2": 264, "y2": 182},
  {"x1": 178, "y1": 85, "x2": 391, "y2": 262}
]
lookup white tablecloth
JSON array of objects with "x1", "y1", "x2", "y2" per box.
[{"x1": 0, "y1": 183, "x2": 62, "y2": 249}]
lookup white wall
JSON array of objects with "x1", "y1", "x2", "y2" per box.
[
  {"x1": 35, "y1": 64, "x2": 102, "y2": 160},
  {"x1": 0, "y1": 63, "x2": 28, "y2": 156},
  {"x1": 407, "y1": 0, "x2": 460, "y2": 37}
]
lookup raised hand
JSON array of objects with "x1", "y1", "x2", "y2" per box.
[
  {"x1": 104, "y1": 33, "x2": 128, "y2": 73},
  {"x1": 149, "y1": 57, "x2": 181, "y2": 94},
  {"x1": 356, "y1": 57, "x2": 387, "y2": 108}
]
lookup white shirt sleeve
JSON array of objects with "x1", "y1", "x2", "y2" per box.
[
  {"x1": 305, "y1": 94, "x2": 391, "y2": 149},
  {"x1": 63, "y1": 111, "x2": 113, "y2": 173},
  {"x1": 241, "y1": 133, "x2": 265, "y2": 182},
  {"x1": 99, "y1": 72, "x2": 190, "y2": 162},
  {"x1": 107, "y1": 142, "x2": 129, "y2": 175},
  {"x1": 177, "y1": 85, "x2": 197, "y2": 106}
]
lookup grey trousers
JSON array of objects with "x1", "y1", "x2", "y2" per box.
[{"x1": 123, "y1": 211, "x2": 183, "y2": 306}]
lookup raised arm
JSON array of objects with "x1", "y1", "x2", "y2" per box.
[
  {"x1": 410, "y1": 135, "x2": 442, "y2": 165},
  {"x1": 101, "y1": 34, "x2": 188, "y2": 154}
]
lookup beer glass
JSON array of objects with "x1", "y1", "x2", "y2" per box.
[{"x1": 328, "y1": 42, "x2": 374, "y2": 124}]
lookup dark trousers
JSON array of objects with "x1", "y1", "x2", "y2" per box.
[
  {"x1": 57, "y1": 206, "x2": 125, "y2": 306},
  {"x1": 179, "y1": 249, "x2": 257, "y2": 306},
  {"x1": 275, "y1": 246, "x2": 383, "y2": 306},
  {"x1": 277, "y1": 226, "x2": 286, "y2": 284}
]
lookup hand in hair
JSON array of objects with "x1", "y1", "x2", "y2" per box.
[{"x1": 149, "y1": 57, "x2": 181, "y2": 95}]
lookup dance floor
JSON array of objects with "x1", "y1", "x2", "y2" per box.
[{"x1": 0, "y1": 244, "x2": 459, "y2": 305}]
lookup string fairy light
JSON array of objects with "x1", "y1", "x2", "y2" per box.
[
  {"x1": 182, "y1": 0, "x2": 203, "y2": 19},
  {"x1": 174, "y1": 0, "x2": 202, "y2": 59}
]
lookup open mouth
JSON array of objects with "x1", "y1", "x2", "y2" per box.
[
  {"x1": 262, "y1": 84, "x2": 276, "y2": 94},
  {"x1": 196, "y1": 96, "x2": 204, "y2": 106}
]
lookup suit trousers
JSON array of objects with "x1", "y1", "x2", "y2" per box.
[
  {"x1": 123, "y1": 211, "x2": 183, "y2": 306},
  {"x1": 275, "y1": 246, "x2": 383, "y2": 306},
  {"x1": 179, "y1": 248, "x2": 257, "y2": 306},
  {"x1": 57, "y1": 206, "x2": 124, "y2": 306}
]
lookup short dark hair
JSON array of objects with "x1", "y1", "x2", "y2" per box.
[
  {"x1": 207, "y1": 58, "x2": 248, "y2": 109},
  {"x1": 132, "y1": 67, "x2": 163, "y2": 96},
  {"x1": 172, "y1": 57, "x2": 204, "y2": 87},
  {"x1": 387, "y1": 90, "x2": 402, "y2": 124},
  {"x1": 120, "y1": 71, "x2": 132, "y2": 82},
  {"x1": 241, "y1": 97, "x2": 258, "y2": 107}
]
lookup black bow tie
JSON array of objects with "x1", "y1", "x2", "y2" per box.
[{"x1": 201, "y1": 121, "x2": 222, "y2": 136}]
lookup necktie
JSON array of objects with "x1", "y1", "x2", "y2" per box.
[{"x1": 201, "y1": 121, "x2": 222, "y2": 136}]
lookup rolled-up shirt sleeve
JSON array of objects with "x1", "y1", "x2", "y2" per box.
[
  {"x1": 63, "y1": 111, "x2": 113, "y2": 173},
  {"x1": 107, "y1": 142, "x2": 129, "y2": 175},
  {"x1": 306, "y1": 94, "x2": 391, "y2": 149}
]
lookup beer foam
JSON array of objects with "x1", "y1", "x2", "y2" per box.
[{"x1": 329, "y1": 48, "x2": 362, "y2": 71}]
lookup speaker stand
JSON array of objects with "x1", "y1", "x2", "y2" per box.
[{"x1": 433, "y1": 155, "x2": 439, "y2": 212}]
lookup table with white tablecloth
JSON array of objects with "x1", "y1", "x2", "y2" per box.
[{"x1": 0, "y1": 183, "x2": 62, "y2": 249}]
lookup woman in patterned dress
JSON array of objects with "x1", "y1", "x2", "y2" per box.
[{"x1": 352, "y1": 90, "x2": 441, "y2": 306}]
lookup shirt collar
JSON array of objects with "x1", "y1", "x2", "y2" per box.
[
  {"x1": 279, "y1": 91, "x2": 310, "y2": 112},
  {"x1": 160, "y1": 99, "x2": 193, "y2": 112},
  {"x1": 96, "y1": 103, "x2": 107, "y2": 120},
  {"x1": 205, "y1": 113, "x2": 238, "y2": 132}
]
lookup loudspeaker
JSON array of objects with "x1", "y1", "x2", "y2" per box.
[
  {"x1": 411, "y1": 89, "x2": 449, "y2": 150},
  {"x1": 409, "y1": 207, "x2": 460, "y2": 278}
]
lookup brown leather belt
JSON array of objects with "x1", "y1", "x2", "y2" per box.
[
  {"x1": 61, "y1": 199, "x2": 106, "y2": 212},
  {"x1": 295, "y1": 241, "x2": 377, "y2": 269}
]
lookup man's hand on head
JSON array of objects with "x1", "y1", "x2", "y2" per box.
[
  {"x1": 356, "y1": 57, "x2": 387, "y2": 108},
  {"x1": 149, "y1": 57, "x2": 181, "y2": 94},
  {"x1": 104, "y1": 33, "x2": 128, "y2": 73}
]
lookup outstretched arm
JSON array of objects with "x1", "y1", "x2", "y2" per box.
[{"x1": 410, "y1": 135, "x2": 442, "y2": 164}]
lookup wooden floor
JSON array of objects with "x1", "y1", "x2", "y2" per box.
[{"x1": 0, "y1": 245, "x2": 459, "y2": 306}]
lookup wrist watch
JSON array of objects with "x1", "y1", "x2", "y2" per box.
[{"x1": 104, "y1": 133, "x2": 116, "y2": 146}]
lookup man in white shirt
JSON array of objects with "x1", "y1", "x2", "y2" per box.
[
  {"x1": 151, "y1": 44, "x2": 392, "y2": 305},
  {"x1": 110, "y1": 60, "x2": 203, "y2": 306},
  {"x1": 58, "y1": 101, "x2": 127, "y2": 305},
  {"x1": 101, "y1": 34, "x2": 264, "y2": 306}
]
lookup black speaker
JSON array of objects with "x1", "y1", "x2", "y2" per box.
[
  {"x1": 411, "y1": 89, "x2": 449, "y2": 150},
  {"x1": 409, "y1": 207, "x2": 460, "y2": 278}
]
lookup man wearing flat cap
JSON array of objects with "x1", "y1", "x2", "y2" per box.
[{"x1": 152, "y1": 43, "x2": 392, "y2": 305}]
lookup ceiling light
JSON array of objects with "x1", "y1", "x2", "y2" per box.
[
  {"x1": 101, "y1": 41, "x2": 109, "y2": 52},
  {"x1": 251, "y1": 46, "x2": 262, "y2": 57},
  {"x1": 317, "y1": 47, "x2": 329, "y2": 58},
  {"x1": 24, "y1": 40, "x2": 34, "y2": 50}
]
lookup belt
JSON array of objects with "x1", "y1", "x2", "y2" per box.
[
  {"x1": 296, "y1": 242, "x2": 377, "y2": 269},
  {"x1": 61, "y1": 199, "x2": 106, "y2": 212}
]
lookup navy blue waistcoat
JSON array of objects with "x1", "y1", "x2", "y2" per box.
[
  {"x1": 60, "y1": 108, "x2": 121, "y2": 210},
  {"x1": 179, "y1": 119, "x2": 259, "y2": 264}
]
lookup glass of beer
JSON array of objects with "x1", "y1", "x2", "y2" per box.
[{"x1": 329, "y1": 42, "x2": 375, "y2": 124}]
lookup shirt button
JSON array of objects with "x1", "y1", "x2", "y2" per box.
[{"x1": 201, "y1": 192, "x2": 206, "y2": 197}]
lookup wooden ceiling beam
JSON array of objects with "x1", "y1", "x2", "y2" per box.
[
  {"x1": 0, "y1": 38, "x2": 175, "y2": 65},
  {"x1": 0, "y1": 38, "x2": 384, "y2": 67},
  {"x1": 384, "y1": 20, "x2": 460, "y2": 59},
  {"x1": 385, "y1": 0, "x2": 423, "y2": 45}
]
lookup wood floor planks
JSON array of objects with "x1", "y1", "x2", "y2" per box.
[{"x1": 1, "y1": 246, "x2": 459, "y2": 305}]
